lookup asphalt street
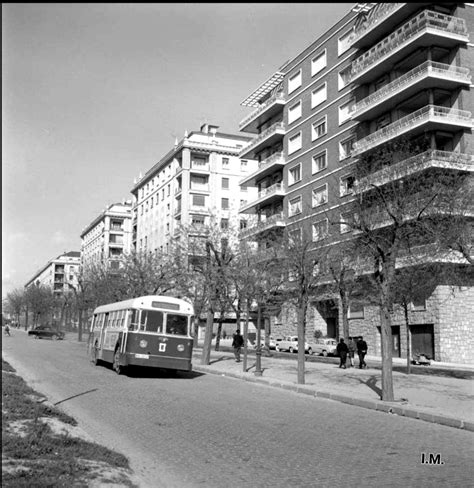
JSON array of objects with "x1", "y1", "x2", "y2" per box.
[{"x1": 2, "y1": 332, "x2": 474, "y2": 488}]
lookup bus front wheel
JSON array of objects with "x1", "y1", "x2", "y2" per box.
[{"x1": 113, "y1": 350, "x2": 124, "y2": 375}]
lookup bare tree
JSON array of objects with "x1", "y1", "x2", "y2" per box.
[
  {"x1": 352, "y1": 137, "x2": 472, "y2": 400},
  {"x1": 4, "y1": 288, "x2": 26, "y2": 327}
]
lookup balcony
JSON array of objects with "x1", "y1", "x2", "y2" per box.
[
  {"x1": 353, "y1": 105, "x2": 473, "y2": 156},
  {"x1": 239, "y1": 212, "x2": 286, "y2": 239},
  {"x1": 352, "y1": 62, "x2": 471, "y2": 121},
  {"x1": 239, "y1": 183, "x2": 285, "y2": 214},
  {"x1": 240, "y1": 152, "x2": 285, "y2": 186},
  {"x1": 239, "y1": 122, "x2": 285, "y2": 159},
  {"x1": 351, "y1": 10, "x2": 469, "y2": 85},
  {"x1": 355, "y1": 150, "x2": 474, "y2": 193},
  {"x1": 349, "y1": 3, "x2": 427, "y2": 49},
  {"x1": 239, "y1": 92, "x2": 286, "y2": 133}
]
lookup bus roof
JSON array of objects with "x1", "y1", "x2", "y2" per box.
[{"x1": 92, "y1": 295, "x2": 194, "y2": 315}]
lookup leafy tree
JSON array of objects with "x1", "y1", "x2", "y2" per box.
[{"x1": 4, "y1": 288, "x2": 26, "y2": 327}]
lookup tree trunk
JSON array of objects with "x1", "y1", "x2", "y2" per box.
[
  {"x1": 78, "y1": 308, "x2": 83, "y2": 342},
  {"x1": 214, "y1": 312, "x2": 224, "y2": 351},
  {"x1": 297, "y1": 297, "x2": 307, "y2": 385},
  {"x1": 340, "y1": 292, "x2": 350, "y2": 339},
  {"x1": 201, "y1": 306, "x2": 214, "y2": 365},
  {"x1": 403, "y1": 300, "x2": 412, "y2": 375},
  {"x1": 380, "y1": 304, "x2": 394, "y2": 401},
  {"x1": 242, "y1": 300, "x2": 250, "y2": 372}
]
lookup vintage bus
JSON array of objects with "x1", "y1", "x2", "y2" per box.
[{"x1": 88, "y1": 295, "x2": 194, "y2": 374}]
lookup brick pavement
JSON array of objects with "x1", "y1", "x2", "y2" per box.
[{"x1": 192, "y1": 345, "x2": 474, "y2": 432}]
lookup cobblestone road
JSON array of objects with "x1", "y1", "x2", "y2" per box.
[{"x1": 3, "y1": 333, "x2": 473, "y2": 488}]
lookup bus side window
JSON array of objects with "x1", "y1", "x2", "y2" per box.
[
  {"x1": 128, "y1": 309, "x2": 139, "y2": 331},
  {"x1": 139, "y1": 310, "x2": 146, "y2": 331}
]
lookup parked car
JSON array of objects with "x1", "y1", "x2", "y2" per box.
[
  {"x1": 268, "y1": 336, "x2": 283, "y2": 350},
  {"x1": 308, "y1": 338, "x2": 338, "y2": 357},
  {"x1": 276, "y1": 335, "x2": 312, "y2": 354},
  {"x1": 28, "y1": 325, "x2": 65, "y2": 340}
]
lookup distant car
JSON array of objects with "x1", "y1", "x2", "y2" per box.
[
  {"x1": 309, "y1": 338, "x2": 338, "y2": 357},
  {"x1": 276, "y1": 335, "x2": 312, "y2": 354},
  {"x1": 268, "y1": 336, "x2": 283, "y2": 350},
  {"x1": 28, "y1": 325, "x2": 65, "y2": 340}
]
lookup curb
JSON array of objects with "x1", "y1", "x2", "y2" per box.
[{"x1": 193, "y1": 365, "x2": 473, "y2": 432}]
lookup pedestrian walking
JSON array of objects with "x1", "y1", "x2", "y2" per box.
[
  {"x1": 336, "y1": 338, "x2": 348, "y2": 369},
  {"x1": 232, "y1": 329, "x2": 244, "y2": 362},
  {"x1": 357, "y1": 336, "x2": 368, "y2": 369},
  {"x1": 347, "y1": 336, "x2": 356, "y2": 367},
  {"x1": 4, "y1": 324, "x2": 11, "y2": 336}
]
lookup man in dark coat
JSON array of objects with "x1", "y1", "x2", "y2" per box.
[
  {"x1": 232, "y1": 330, "x2": 244, "y2": 362},
  {"x1": 357, "y1": 336, "x2": 368, "y2": 369},
  {"x1": 347, "y1": 336, "x2": 357, "y2": 367},
  {"x1": 336, "y1": 338, "x2": 349, "y2": 369}
]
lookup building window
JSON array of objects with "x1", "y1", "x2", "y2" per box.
[
  {"x1": 288, "y1": 132, "x2": 302, "y2": 155},
  {"x1": 288, "y1": 69, "x2": 302, "y2": 94},
  {"x1": 222, "y1": 157, "x2": 230, "y2": 169},
  {"x1": 241, "y1": 183, "x2": 248, "y2": 192},
  {"x1": 289, "y1": 196, "x2": 302, "y2": 217},
  {"x1": 340, "y1": 212, "x2": 352, "y2": 234},
  {"x1": 339, "y1": 98, "x2": 355, "y2": 125},
  {"x1": 190, "y1": 174, "x2": 209, "y2": 191},
  {"x1": 311, "y1": 49, "x2": 326, "y2": 76},
  {"x1": 338, "y1": 66, "x2": 351, "y2": 90},
  {"x1": 240, "y1": 219, "x2": 247, "y2": 230},
  {"x1": 312, "y1": 116, "x2": 327, "y2": 141},
  {"x1": 411, "y1": 298, "x2": 426, "y2": 311},
  {"x1": 288, "y1": 100, "x2": 302, "y2": 125},
  {"x1": 241, "y1": 159, "x2": 248, "y2": 170},
  {"x1": 340, "y1": 175, "x2": 355, "y2": 196},
  {"x1": 338, "y1": 29, "x2": 353, "y2": 56},
  {"x1": 192, "y1": 155, "x2": 208, "y2": 168},
  {"x1": 376, "y1": 113, "x2": 391, "y2": 130},
  {"x1": 191, "y1": 215, "x2": 205, "y2": 225},
  {"x1": 221, "y1": 218, "x2": 229, "y2": 230},
  {"x1": 221, "y1": 198, "x2": 229, "y2": 210},
  {"x1": 339, "y1": 137, "x2": 355, "y2": 161},
  {"x1": 312, "y1": 150, "x2": 327, "y2": 174},
  {"x1": 311, "y1": 83, "x2": 327, "y2": 109},
  {"x1": 312, "y1": 184, "x2": 328, "y2": 207},
  {"x1": 348, "y1": 302, "x2": 364, "y2": 319},
  {"x1": 312, "y1": 219, "x2": 328, "y2": 241},
  {"x1": 288, "y1": 163, "x2": 302, "y2": 185},
  {"x1": 222, "y1": 177, "x2": 229, "y2": 189},
  {"x1": 192, "y1": 194, "x2": 206, "y2": 207}
]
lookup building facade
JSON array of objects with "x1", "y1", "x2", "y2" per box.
[
  {"x1": 24, "y1": 251, "x2": 81, "y2": 297},
  {"x1": 80, "y1": 201, "x2": 133, "y2": 271},
  {"x1": 130, "y1": 123, "x2": 258, "y2": 255},
  {"x1": 238, "y1": 3, "x2": 474, "y2": 363}
]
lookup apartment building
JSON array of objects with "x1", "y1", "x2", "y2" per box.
[
  {"x1": 131, "y1": 123, "x2": 257, "y2": 256},
  {"x1": 80, "y1": 201, "x2": 133, "y2": 271},
  {"x1": 24, "y1": 251, "x2": 81, "y2": 297},
  {"x1": 238, "y1": 3, "x2": 474, "y2": 364}
]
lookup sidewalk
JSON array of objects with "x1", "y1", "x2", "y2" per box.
[{"x1": 192, "y1": 346, "x2": 474, "y2": 432}]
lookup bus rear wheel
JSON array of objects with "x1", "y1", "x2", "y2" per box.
[{"x1": 113, "y1": 350, "x2": 124, "y2": 375}]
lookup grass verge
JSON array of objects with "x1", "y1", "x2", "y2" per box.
[{"x1": 2, "y1": 357, "x2": 139, "y2": 487}]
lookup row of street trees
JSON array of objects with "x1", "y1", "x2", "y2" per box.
[{"x1": 4, "y1": 140, "x2": 472, "y2": 402}]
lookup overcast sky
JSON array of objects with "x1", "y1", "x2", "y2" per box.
[{"x1": 2, "y1": 2, "x2": 353, "y2": 298}]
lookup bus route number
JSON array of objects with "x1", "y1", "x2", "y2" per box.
[{"x1": 159, "y1": 343, "x2": 167, "y2": 352}]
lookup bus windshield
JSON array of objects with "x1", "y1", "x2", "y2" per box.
[
  {"x1": 166, "y1": 314, "x2": 188, "y2": 335},
  {"x1": 140, "y1": 310, "x2": 164, "y2": 333}
]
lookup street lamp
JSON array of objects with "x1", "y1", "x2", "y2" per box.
[{"x1": 254, "y1": 303, "x2": 263, "y2": 376}]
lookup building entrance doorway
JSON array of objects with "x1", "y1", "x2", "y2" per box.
[{"x1": 411, "y1": 324, "x2": 434, "y2": 360}]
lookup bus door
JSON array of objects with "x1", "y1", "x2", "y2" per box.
[{"x1": 99, "y1": 313, "x2": 109, "y2": 351}]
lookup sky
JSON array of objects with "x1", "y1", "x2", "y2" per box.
[{"x1": 2, "y1": 2, "x2": 354, "y2": 298}]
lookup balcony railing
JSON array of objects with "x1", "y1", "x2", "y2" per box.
[
  {"x1": 239, "y1": 212, "x2": 286, "y2": 239},
  {"x1": 240, "y1": 152, "x2": 285, "y2": 185},
  {"x1": 258, "y1": 182, "x2": 284, "y2": 200},
  {"x1": 351, "y1": 10, "x2": 468, "y2": 82},
  {"x1": 355, "y1": 150, "x2": 474, "y2": 193},
  {"x1": 353, "y1": 105, "x2": 473, "y2": 156},
  {"x1": 239, "y1": 122, "x2": 285, "y2": 158},
  {"x1": 239, "y1": 92, "x2": 286, "y2": 130},
  {"x1": 349, "y1": 3, "x2": 403, "y2": 47},
  {"x1": 353, "y1": 62, "x2": 471, "y2": 117}
]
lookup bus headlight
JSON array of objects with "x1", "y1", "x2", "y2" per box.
[
  {"x1": 177, "y1": 344, "x2": 185, "y2": 352},
  {"x1": 139, "y1": 340, "x2": 148, "y2": 348}
]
